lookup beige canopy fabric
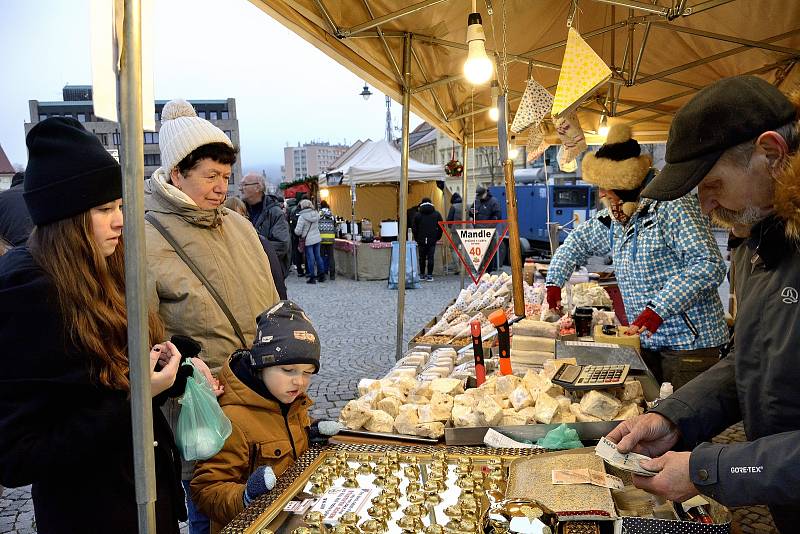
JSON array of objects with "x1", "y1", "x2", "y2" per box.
[{"x1": 249, "y1": 0, "x2": 799, "y2": 146}]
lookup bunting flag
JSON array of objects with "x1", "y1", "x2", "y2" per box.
[
  {"x1": 511, "y1": 78, "x2": 554, "y2": 134},
  {"x1": 551, "y1": 27, "x2": 612, "y2": 118},
  {"x1": 526, "y1": 124, "x2": 548, "y2": 163},
  {"x1": 555, "y1": 112, "x2": 587, "y2": 165}
]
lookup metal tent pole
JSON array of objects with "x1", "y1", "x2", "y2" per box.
[
  {"x1": 395, "y1": 32, "x2": 412, "y2": 361},
  {"x1": 118, "y1": 0, "x2": 156, "y2": 531},
  {"x1": 497, "y1": 93, "x2": 525, "y2": 317},
  {"x1": 461, "y1": 141, "x2": 468, "y2": 289}
]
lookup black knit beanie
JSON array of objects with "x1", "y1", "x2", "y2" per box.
[
  {"x1": 249, "y1": 300, "x2": 321, "y2": 373},
  {"x1": 23, "y1": 117, "x2": 122, "y2": 226}
]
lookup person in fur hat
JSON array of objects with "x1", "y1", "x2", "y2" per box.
[
  {"x1": 607, "y1": 76, "x2": 800, "y2": 533},
  {"x1": 546, "y1": 123, "x2": 728, "y2": 387}
]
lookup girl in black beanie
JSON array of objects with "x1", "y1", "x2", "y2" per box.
[{"x1": 0, "y1": 117, "x2": 202, "y2": 533}]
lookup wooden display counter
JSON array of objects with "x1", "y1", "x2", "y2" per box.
[{"x1": 333, "y1": 239, "x2": 450, "y2": 281}]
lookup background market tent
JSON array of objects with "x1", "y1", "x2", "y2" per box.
[{"x1": 323, "y1": 139, "x2": 446, "y2": 229}]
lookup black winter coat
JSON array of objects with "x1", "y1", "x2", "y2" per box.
[
  {"x1": 471, "y1": 192, "x2": 502, "y2": 222},
  {"x1": 249, "y1": 194, "x2": 291, "y2": 276},
  {"x1": 412, "y1": 202, "x2": 443, "y2": 245},
  {"x1": 0, "y1": 183, "x2": 33, "y2": 247},
  {"x1": 0, "y1": 248, "x2": 186, "y2": 534}
]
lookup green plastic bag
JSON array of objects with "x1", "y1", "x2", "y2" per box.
[
  {"x1": 176, "y1": 361, "x2": 232, "y2": 461},
  {"x1": 536, "y1": 423, "x2": 583, "y2": 450}
]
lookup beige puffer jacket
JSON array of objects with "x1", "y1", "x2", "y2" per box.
[{"x1": 144, "y1": 170, "x2": 280, "y2": 367}]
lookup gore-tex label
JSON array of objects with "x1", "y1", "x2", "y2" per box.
[{"x1": 730, "y1": 466, "x2": 764, "y2": 474}]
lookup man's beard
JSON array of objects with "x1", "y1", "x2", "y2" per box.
[{"x1": 710, "y1": 205, "x2": 773, "y2": 228}]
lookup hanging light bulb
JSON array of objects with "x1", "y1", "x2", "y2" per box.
[
  {"x1": 488, "y1": 81, "x2": 499, "y2": 121},
  {"x1": 598, "y1": 115, "x2": 609, "y2": 137},
  {"x1": 359, "y1": 83, "x2": 373, "y2": 101},
  {"x1": 508, "y1": 135, "x2": 520, "y2": 160},
  {"x1": 463, "y1": 11, "x2": 493, "y2": 85}
]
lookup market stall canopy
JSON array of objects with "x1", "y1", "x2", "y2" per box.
[
  {"x1": 326, "y1": 139, "x2": 445, "y2": 184},
  {"x1": 249, "y1": 0, "x2": 799, "y2": 146}
]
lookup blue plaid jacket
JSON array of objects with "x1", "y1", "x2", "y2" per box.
[{"x1": 546, "y1": 194, "x2": 729, "y2": 351}]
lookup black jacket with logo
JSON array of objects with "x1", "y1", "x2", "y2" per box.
[{"x1": 653, "y1": 212, "x2": 800, "y2": 532}]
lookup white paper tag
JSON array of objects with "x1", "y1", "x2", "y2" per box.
[{"x1": 456, "y1": 228, "x2": 496, "y2": 270}]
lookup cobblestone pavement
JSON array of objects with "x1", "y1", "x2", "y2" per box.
[{"x1": 284, "y1": 271, "x2": 464, "y2": 420}]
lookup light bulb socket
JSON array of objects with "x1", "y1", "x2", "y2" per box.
[
  {"x1": 467, "y1": 12, "x2": 483, "y2": 26},
  {"x1": 466, "y1": 20, "x2": 486, "y2": 43}
]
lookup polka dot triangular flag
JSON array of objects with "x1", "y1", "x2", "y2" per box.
[
  {"x1": 552, "y1": 27, "x2": 612, "y2": 118},
  {"x1": 511, "y1": 78, "x2": 553, "y2": 134},
  {"x1": 555, "y1": 112, "x2": 587, "y2": 165}
]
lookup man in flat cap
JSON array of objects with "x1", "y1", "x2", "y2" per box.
[{"x1": 607, "y1": 75, "x2": 800, "y2": 533}]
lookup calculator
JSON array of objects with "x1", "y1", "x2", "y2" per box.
[{"x1": 552, "y1": 363, "x2": 630, "y2": 390}]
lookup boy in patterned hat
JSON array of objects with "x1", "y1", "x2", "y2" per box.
[
  {"x1": 545, "y1": 124, "x2": 729, "y2": 389},
  {"x1": 191, "y1": 301, "x2": 341, "y2": 533}
]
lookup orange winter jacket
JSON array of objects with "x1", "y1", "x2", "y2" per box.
[{"x1": 190, "y1": 356, "x2": 311, "y2": 533}]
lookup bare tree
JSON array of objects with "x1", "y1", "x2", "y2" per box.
[{"x1": 477, "y1": 146, "x2": 501, "y2": 185}]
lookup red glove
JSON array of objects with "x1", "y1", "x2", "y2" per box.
[
  {"x1": 631, "y1": 307, "x2": 663, "y2": 334},
  {"x1": 546, "y1": 286, "x2": 562, "y2": 311}
]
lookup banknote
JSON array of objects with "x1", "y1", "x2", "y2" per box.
[
  {"x1": 552, "y1": 468, "x2": 624, "y2": 490},
  {"x1": 595, "y1": 437, "x2": 657, "y2": 477}
]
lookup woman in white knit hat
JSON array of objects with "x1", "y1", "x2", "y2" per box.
[{"x1": 144, "y1": 99, "x2": 280, "y2": 534}]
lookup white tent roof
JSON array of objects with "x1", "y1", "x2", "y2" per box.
[{"x1": 327, "y1": 139, "x2": 444, "y2": 185}]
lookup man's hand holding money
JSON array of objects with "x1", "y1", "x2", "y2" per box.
[
  {"x1": 634, "y1": 451, "x2": 699, "y2": 503},
  {"x1": 606, "y1": 413, "x2": 699, "y2": 503},
  {"x1": 606, "y1": 412, "x2": 681, "y2": 457}
]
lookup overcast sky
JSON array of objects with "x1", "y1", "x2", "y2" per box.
[{"x1": 0, "y1": 0, "x2": 423, "y2": 180}]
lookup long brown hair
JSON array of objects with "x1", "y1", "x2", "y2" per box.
[{"x1": 28, "y1": 211, "x2": 164, "y2": 390}]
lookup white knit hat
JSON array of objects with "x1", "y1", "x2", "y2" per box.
[{"x1": 158, "y1": 99, "x2": 234, "y2": 173}]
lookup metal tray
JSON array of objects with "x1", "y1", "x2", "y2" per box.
[
  {"x1": 337, "y1": 428, "x2": 440, "y2": 444},
  {"x1": 444, "y1": 421, "x2": 621, "y2": 446}
]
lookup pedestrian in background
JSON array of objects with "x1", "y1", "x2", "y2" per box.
[
  {"x1": 287, "y1": 193, "x2": 307, "y2": 277},
  {"x1": 294, "y1": 198, "x2": 325, "y2": 284},
  {"x1": 239, "y1": 173, "x2": 291, "y2": 276},
  {"x1": 0, "y1": 171, "x2": 33, "y2": 247},
  {"x1": 470, "y1": 186, "x2": 504, "y2": 271},
  {"x1": 0, "y1": 117, "x2": 187, "y2": 533},
  {"x1": 224, "y1": 197, "x2": 287, "y2": 300},
  {"x1": 318, "y1": 200, "x2": 336, "y2": 280},
  {"x1": 412, "y1": 197, "x2": 443, "y2": 281},
  {"x1": 445, "y1": 191, "x2": 462, "y2": 272}
]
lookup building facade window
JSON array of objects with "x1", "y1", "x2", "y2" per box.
[
  {"x1": 77, "y1": 113, "x2": 86, "y2": 122},
  {"x1": 97, "y1": 133, "x2": 108, "y2": 146},
  {"x1": 209, "y1": 111, "x2": 218, "y2": 120},
  {"x1": 224, "y1": 130, "x2": 232, "y2": 140},
  {"x1": 144, "y1": 153, "x2": 161, "y2": 166},
  {"x1": 39, "y1": 114, "x2": 47, "y2": 121},
  {"x1": 221, "y1": 111, "x2": 229, "y2": 120},
  {"x1": 198, "y1": 111, "x2": 206, "y2": 119},
  {"x1": 112, "y1": 132, "x2": 121, "y2": 146}
]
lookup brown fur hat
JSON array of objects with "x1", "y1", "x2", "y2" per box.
[{"x1": 581, "y1": 124, "x2": 652, "y2": 191}]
